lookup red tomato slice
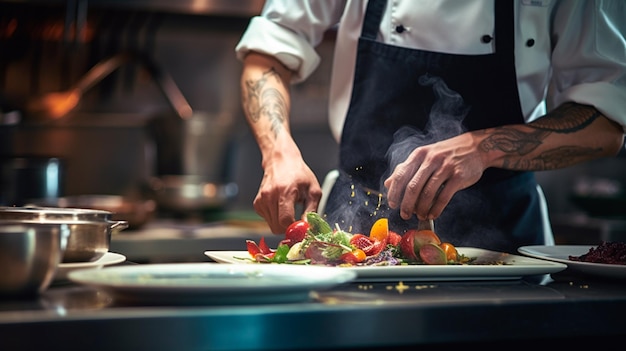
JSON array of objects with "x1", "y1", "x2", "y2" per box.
[
  {"x1": 246, "y1": 238, "x2": 272, "y2": 257},
  {"x1": 258, "y1": 236, "x2": 272, "y2": 254},
  {"x1": 246, "y1": 240, "x2": 262, "y2": 256}
]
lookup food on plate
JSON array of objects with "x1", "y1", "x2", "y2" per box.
[
  {"x1": 568, "y1": 241, "x2": 626, "y2": 265},
  {"x1": 244, "y1": 212, "x2": 474, "y2": 266}
]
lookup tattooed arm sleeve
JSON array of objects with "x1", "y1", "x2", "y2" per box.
[
  {"x1": 240, "y1": 52, "x2": 296, "y2": 165},
  {"x1": 478, "y1": 103, "x2": 624, "y2": 171}
]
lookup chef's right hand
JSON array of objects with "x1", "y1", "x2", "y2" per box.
[{"x1": 253, "y1": 154, "x2": 322, "y2": 234}]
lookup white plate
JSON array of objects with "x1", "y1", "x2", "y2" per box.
[
  {"x1": 56, "y1": 252, "x2": 126, "y2": 281},
  {"x1": 205, "y1": 247, "x2": 567, "y2": 282},
  {"x1": 518, "y1": 245, "x2": 626, "y2": 279},
  {"x1": 68, "y1": 263, "x2": 356, "y2": 305}
]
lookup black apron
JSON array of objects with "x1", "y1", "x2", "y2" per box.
[{"x1": 323, "y1": 0, "x2": 546, "y2": 254}]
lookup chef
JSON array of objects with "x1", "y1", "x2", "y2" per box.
[{"x1": 235, "y1": 0, "x2": 626, "y2": 253}]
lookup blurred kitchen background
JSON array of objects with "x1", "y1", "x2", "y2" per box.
[{"x1": 1, "y1": 0, "x2": 625, "y2": 248}]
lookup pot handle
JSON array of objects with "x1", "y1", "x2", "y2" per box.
[{"x1": 108, "y1": 220, "x2": 129, "y2": 234}]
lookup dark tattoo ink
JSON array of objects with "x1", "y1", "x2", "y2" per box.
[
  {"x1": 243, "y1": 67, "x2": 287, "y2": 137},
  {"x1": 480, "y1": 127, "x2": 549, "y2": 155},
  {"x1": 478, "y1": 103, "x2": 606, "y2": 171},
  {"x1": 503, "y1": 145, "x2": 602, "y2": 171},
  {"x1": 529, "y1": 102, "x2": 601, "y2": 133}
]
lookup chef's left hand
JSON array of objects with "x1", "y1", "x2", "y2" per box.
[{"x1": 384, "y1": 132, "x2": 486, "y2": 221}]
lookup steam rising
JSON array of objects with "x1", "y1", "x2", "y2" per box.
[
  {"x1": 328, "y1": 75, "x2": 474, "y2": 234},
  {"x1": 385, "y1": 74, "x2": 469, "y2": 180},
  {"x1": 326, "y1": 74, "x2": 523, "y2": 252}
]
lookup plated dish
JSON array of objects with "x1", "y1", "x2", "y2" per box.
[
  {"x1": 68, "y1": 263, "x2": 357, "y2": 305},
  {"x1": 55, "y1": 252, "x2": 126, "y2": 281},
  {"x1": 205, "y1": 247, "x2": 567, "y2": 282},
  {"x1": 518, "y1": 245, "x2": 626, "y2": 279}
]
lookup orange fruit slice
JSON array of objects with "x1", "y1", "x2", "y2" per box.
[{"x1": 369, "y1": 218, "x2": 389, "y2": 242}]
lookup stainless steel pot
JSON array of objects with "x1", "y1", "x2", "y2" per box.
[
  {"x1": 0, "y1": 206, "x2": 128, "y2": 263},
  {"x1": 33, "y1": 195, "x2": 156, "y2": 230}
]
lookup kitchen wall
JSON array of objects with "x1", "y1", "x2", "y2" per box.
[{"x1": 0, "y1": 1, "x2": 339, "y2": 212}]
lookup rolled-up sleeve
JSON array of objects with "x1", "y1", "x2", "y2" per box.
[
  {"x1": 549, "y1": 0, "x2": 626, "y2": 131},
  {"x1": 235, "y1": 0, "x2": 345, "y2": 83}
]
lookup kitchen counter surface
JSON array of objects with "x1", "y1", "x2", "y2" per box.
[{"x1": 1, "y1": 267, "x2": 625, "y2": 350}]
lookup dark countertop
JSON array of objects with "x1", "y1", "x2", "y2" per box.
[{"x1": 1, "y1": 269, "x2": 625, "y2": 350}]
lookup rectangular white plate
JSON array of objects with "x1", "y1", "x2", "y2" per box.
[{"x1": 205, "y1": 247, "x2": 567, "y2": 282}]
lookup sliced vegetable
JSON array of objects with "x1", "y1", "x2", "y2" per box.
[
  {"x1": 340, "y1": 248, "x2": 366, "y2": 264},
  {"x1": 349, "y1": 233, "x2": 386, "y2": 257},
  {"x1": 388, "y1": 230, "x2": 402, "y2": 246},
  {"x1": 258, "y1": 236, "x2": 272, "y2": 254},
  {"x1": 246, "y1": 240, "x2": 263, "y2": 257},
  {"x1": 439, "y1": 242, "x2": 458, "y2": 262},
  {"x1": 306, "y1": 212, "x2": 332, "y2": 235},
  {"x1": 419, "y1": 243, "x2": 447, "y2": 265},
  {"x1": 400, "y1": 229, "x2": 441, "y2": 262}
]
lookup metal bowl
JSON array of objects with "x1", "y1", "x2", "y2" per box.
[
  {"x1": 150, "y1": 175, "x2": 238, "y2": 212},
  {"x1": 0, "y1": 221, "x2": 70, "y2": 297},
  {"x1": 0, "y1": 207, "x2": 128, "y2": 263}
]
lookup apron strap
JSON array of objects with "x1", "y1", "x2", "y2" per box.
[
  {"x1": 494, "y1": 0, "x2": 514, "y2": 58},
  {"x1": 361, "y1": 0, "x2": 387, "y2": 40}
]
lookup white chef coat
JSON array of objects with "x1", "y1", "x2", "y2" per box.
[{"x1": 235, "y1": 0, "x2": 626, "y2": 142}]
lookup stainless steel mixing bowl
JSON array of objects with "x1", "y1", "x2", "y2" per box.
[
  {"x1": 0, "y1": 207, "x2": 128, "y2": 263},
  {"x1": 0, "y1": 221, "x2": 70, "y2": 297}
]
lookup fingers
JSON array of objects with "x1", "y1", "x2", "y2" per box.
[
  {"x1": 426, "y1": 179, "x2": 458, "y2": 219},
  {"x1": 302, "y1": 186, "x2": 322, "y2": 218},
  {"x1": 254, "y1": 189, "x2": 296, "y2": 234},
  {"x1": 254, "y1": 183, "x2": 322, "y2": 234},
  {"x1": 385, "y1": 150, "x2": 455, "y2": 221},
  {"x1": 385, "y1": 153, "x2": 423, "y2": 209}
]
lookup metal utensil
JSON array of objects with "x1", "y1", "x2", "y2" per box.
[
  {"x1": 26, "y1": 52, "x2": 133, "y2": 119},
  {"x1": 25, "y1": 51, "x2": 193, "y2": 120},
  {"x1": 418, "y1": 219, "x2": 436, "y2": 232}
]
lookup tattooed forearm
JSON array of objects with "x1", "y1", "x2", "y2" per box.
[
  {"x1": 261, "y1": 88, "x2": 287, "y2": 138},
  {"x1": 479, "y1": 127, "x2": 549, "y2": 155},
  {"x1": 480, "y1": 102, "x2": 607, "y2": 171},
  {"x1": 503, "y1": 145, "x2": 602, "y2": 170},
  {"x1": 243, "y1": 67, "x2": 288, "y2": 137},
  {"x1": 529, "y1": 102, "x2": 600, "y2": 133}
]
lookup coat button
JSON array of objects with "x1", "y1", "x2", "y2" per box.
[
  {"x1": 481, "y1": 34, "x2": 493, "y2": 43},
  {"x1": 526, "y1": 38, "x2": 535, "y2": 47},
  {"x1": 395, "y1": 25, "x2": 406, "y2": 33}
]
